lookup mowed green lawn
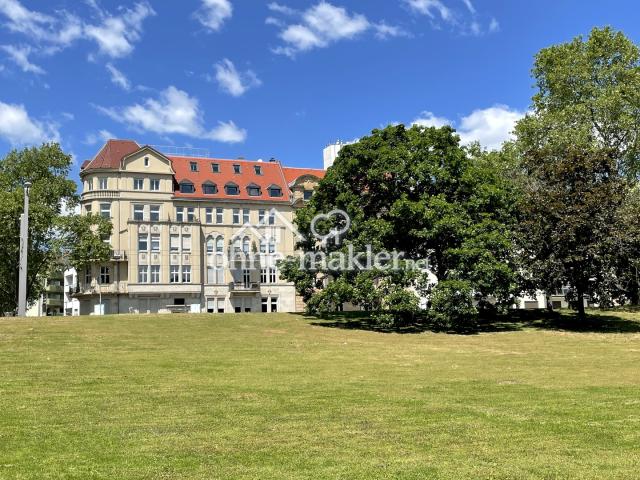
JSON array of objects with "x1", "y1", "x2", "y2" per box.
[{"x1": 1, "y1": 311, "x2": 640, "y2": 479}]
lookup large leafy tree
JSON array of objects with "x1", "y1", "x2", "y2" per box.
[
  {"x1": 0, "y1": 144, "x2": 111, "y2": 314},
  {"x1": 280, "y1": 124, "x2": 519, "y2": 326},
  {"x1": 514, "y1": 27, "x2": 640, "y2": 318}
]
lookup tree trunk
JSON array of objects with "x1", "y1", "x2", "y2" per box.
[{"x1": 576, "y1": 286, "x2": 586, "y2": 320}]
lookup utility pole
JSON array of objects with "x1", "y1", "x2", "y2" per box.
[{"x1": 17, "y1": 181, "x2": 31, "y2": 317}]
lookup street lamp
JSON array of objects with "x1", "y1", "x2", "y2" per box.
[{"x1": 17, "y1": 181, "x2": 31, "y2": 317}]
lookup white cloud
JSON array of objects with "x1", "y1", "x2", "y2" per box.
[
  {"x1": 489, "y1": 17, "x2": 499, "y2": 33},
  {"x1": 0, "y1": 0, "x2": 83, "y2": 47},
  {"x1": 214, "y1": 59, "x2": 261, "y2": 97},
  {"x1": 194, "y1": 0, "x2": 232, "y2": 32},
  {"x1": 412, "y1": 111, "x2": 451, "y2": 128},
  {"x1": 272, "y1": 2, "x2": 391, "y2": 56},
  {"x1": 411, "y1": 105, "x2": 524, "y2": 150},
  {"x1": 462, "y1": 0, "x2": 476, "y2": 14},
  {"x1": 84, "y1": 129, "x2": 114, "y2": 145},
  {"x1": 405, "y1": 0, "x2": 452, "y2": 21},
  {"x1": 105, "y1": 63, "x2": 131, "y2": 90},
  {"x1": 84, "y1": 2, "x2": 156, "y2": 58},
  {"x1": 267, "y1": 2, "x2": 297, "y2": 15},
  {"x1": 0, "y1": 101, "x2": 59, "y2": 145},
  {"x1": 374, "y1": 22, "x2": 409, "y2": 39},
  {"x1": 457, "y1": 105, "x2": 524, "y2": 150},
  {"x1": 97, "y1": 86, "x2": 247, "y2": 143},
  {"x1": 1, "y1": 44, "x2": 44, "y2": 74}
]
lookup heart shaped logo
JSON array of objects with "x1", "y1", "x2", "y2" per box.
[{"x1": 310, "y1": 209, "x2": 351, "y2": 246}]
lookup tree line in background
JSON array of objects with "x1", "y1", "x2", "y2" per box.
[{"x1": 280, "y1": 27, "x2": 640, "y2": 328}]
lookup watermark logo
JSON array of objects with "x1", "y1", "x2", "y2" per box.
[{"x1": 310, "y1": 209, "x2": 350, "y2": 246}]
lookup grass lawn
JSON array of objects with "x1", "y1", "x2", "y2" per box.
[{"x1": 1, "y1": 311, "x2": 640, "y2": 479}]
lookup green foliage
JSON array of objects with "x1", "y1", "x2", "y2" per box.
[
  {"x1": 428, "y1": 280, "x2": 477, "y2": 330},
  {"x1": 56, "y1": 213, "x2": 113, "y2": 270},
  {"x1": 0, "y1": 144, "x2": 77, "y2": 314},
  {"x1": 0, "y1": 143, "x2": 111, "y2": 314},
  {"x1": 280, "y1": 124, "x2": 519, "y2": 326},
  {"x1": 515, "y1": 27, "x2": 640, "y2": 318}
]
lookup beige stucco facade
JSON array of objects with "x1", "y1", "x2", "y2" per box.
[{"x1": 76, "y1": 146, "x2": 321, "y2": 315}]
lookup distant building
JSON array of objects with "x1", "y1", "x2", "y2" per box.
[{"x1": 323, "y1": 141, "x2": 354, "y2": 169}]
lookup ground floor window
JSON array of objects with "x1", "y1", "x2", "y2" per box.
[
  {"x1": 271, "y1": 297, "x2": 278, "y2": 312},
  {"x1": 261, "y1": 297, "x2": 268, "y2": 312},
  {"x1": 207, "y1": 297, "x2": 225, "y2": 313},
  {"x1": 261, "y1": 296, "x2": 278, "y2": 312}
]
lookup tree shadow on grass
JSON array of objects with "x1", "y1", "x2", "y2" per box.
[{"x1": 301, "y1": 309, "x2": 640, "y2": 335}]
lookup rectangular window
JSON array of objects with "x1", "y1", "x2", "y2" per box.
[
  {"x1": 150, "y1": 265, "x2": 160, "y2": 283},
  {"x1": 182, "y1": 234, "x2": 191, "y2": 252},
  {"x1": 138, "y1": 234, "x2": 148, "y2": 252},
  {"x1": 187, "y1": 207, "x2": 195, "y2": 222},
  {"x1": 207, "y1": 266, "x2": 223, "y2": 284},
  {"x1": 262, "y1": 297, "x2": 268, "y2": 313},
  {"x1": 271, "y1": 297, "x2": 278, "y2": 312},
  {"x1": 304, "y1": 190, "x2": 313, "y2": 200},
  {"x1": 150, "y1": 234, "x2": 160, "y2": 252},
  {"x1": 260, "y1": 268, "x2": 267, "y2": 284},
  {"x1": 254, "y1": 165, "x2": 262, "y2": 175},
  {"x1": 99, "y1": 266, "x2": 110, "y2": 284},
  {"x1": 87, "y1": 179, "x2": 93, "y2": 191},
  {"x1": 100, "y1": 203, "x2": 111, "y2": 219},
  {"x1": 138, "y1": 265, "x2": 148, "y2": 283},
  {"x1": 170, "y1": 265, "x2": 180, "y2": 283},
  {"x1": 134, "y1": 178, "x2": 144, "y2": 190},
  {"x1": 216, "y1": 207, "x2": 223, "y2": 224},
  {"x1": 190, "y1": 161, "x2": 198, "y2": 172},
  {"x1": 150, "y1": 179, "x2": 160, "y2": 191},
  {"x1": 242, "y1": 208, "x2": 249, "y2": 224},
  {"x1": 150, "y1": 205, "x2": 160, "y2": 222},
  {"x1": 133, "y1": 204, "x2": 144, "y2": 221},
  {"x1": 268, "y1": 211, "x2": 275, "y2": 225},
  {"x1": 99, "y1": 178, "x2": 108, "y2": 190},
  {"x1": 205, "y1": 207, "x2": 213, "y2": 224},
  {"x1": 144, "y1": 156, "x2": 149, "y2": 167},
  {"x1": 170, "y1": 234, "x2": 179, "y2": 252},
  {"x1": 269, "y1": 267, "x2": 277, "y2": 284},
  {"x1": 85, "y1": 204, "x2": 92, "y2": 215},
  {"x1": 269, "y1": 241, "x2": 276, "y2": 254},
  {"x1": 233, "y1": 164, "x2": 241, "y2": 174},
  {"x1": 258, "y1": 209, "x2": 265, "y2": 224},
  {"x1": 211, "y1": 163, "x2": 220, "y2": 173},
  {"x1": 232, "y1": 208, "x2": 240, "y2": 224},
  {"x1": 176, "y1": 207, "x2": 184, "y2": 222},
  {"x1": 182, "y1": 265, "x2": 191, "y2": 283},
  {"x1": 85, "y1": 267, "x2": 91, "y2": 286}
]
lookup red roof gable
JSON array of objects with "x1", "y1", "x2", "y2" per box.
[
  {"x1": 84, "y1": 139, "x2": 140, "y2": 171},
  {"x1": 170, "y1": 156, "x2": 291, "y2": 202},
  {"x1": 282, "y1": 167, "x2": 326, "y2": 184}
]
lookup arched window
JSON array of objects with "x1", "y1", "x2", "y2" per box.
[
  {"x1": 215, "y1": 236, "x2": 224, "y2": 253},
  {"x1": 179, "y1": 181, "x2": 195, "y2": 194},
  {"x1": 225, "y1": 182, "x2": 240, "y2": 195},
  {"x1": 242, "y1": 236, "x2": 251, "y2": 254},
  {"x1": 202, "y1": 182, "x2": 217, "y2": 195},
  {"x1": 268, "y1": 185, "x2": 283, "y2": 197},
  {"x1": 247, "y1": 183, "x2": 261, "y2": 196},
  {"x1": 206, "y1": 237, "x2": 214, "y2": 253}
]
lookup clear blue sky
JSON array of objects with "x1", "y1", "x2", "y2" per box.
[{"x1": 0, "y1": 0, "x2": 639, "y2": 182}]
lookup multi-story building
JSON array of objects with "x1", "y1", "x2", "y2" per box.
[{"x1": 75, "y1": 139, "x2": 324, "y2": 315}]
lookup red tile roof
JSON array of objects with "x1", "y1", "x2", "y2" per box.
[
  {"x1": 170, "y1": 156, "x2": 291, "y2": 202},
  {"x1": 80, "y1": 140, "x2": 326, "y2": 202},
  {"x1": 82, "y1": 139, "x2": 140, "y2": 171},
  {"x1": 282, "y1": 167, "x2": 326, "y2": 184}
]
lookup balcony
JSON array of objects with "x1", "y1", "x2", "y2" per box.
[
  {"x1": 229, "y1": 282, "x2": 260, "y2": 294},
  {"x1": 82, "y1": 190, "x2": 120, "y2": 200},
  {"x1": 110, "y1": 250, "x2": 127, "y2": 261}
]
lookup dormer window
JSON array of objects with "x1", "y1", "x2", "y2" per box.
[
  {"x1": 225, "y1": 183, "x2": 240, "y2": 195},
  {"x1": 190, "y1": 162, "x2": 198, "y2": 172},
  {"x1": 202, "y1": 182, "x2": 217, "y2": 195},
  {"x1": 268, "y1": 185, "x2": 283, "y2": 198},
  {"x1": 211, "y1": 163, "x2": 220, "y2": 173},
  {"x1": 304, "y1": 189, "x2": 313, "y2": 200},
  {"x1": 233, "y1": 164, "x2": 241, "y2": 174},
  {"x1": 254, "y1": 165, "x2": 262, "y2": 175},
  {"x1": 179, "y1": 181, "x2": 195, "y2": 194},
  {"x1": 247, "y1": 184, "x2": 261, "y2": 197}
]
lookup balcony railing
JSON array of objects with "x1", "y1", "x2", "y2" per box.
[
  {"x1": 229, "y1": 282, "x2": 260, "y2": 292},
  {"x1": 81, "y1": 190, "x2": 120, "y2": 200},
  {"x1": 110, "y1": 250, "x2": 127, "y2": 261}
]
